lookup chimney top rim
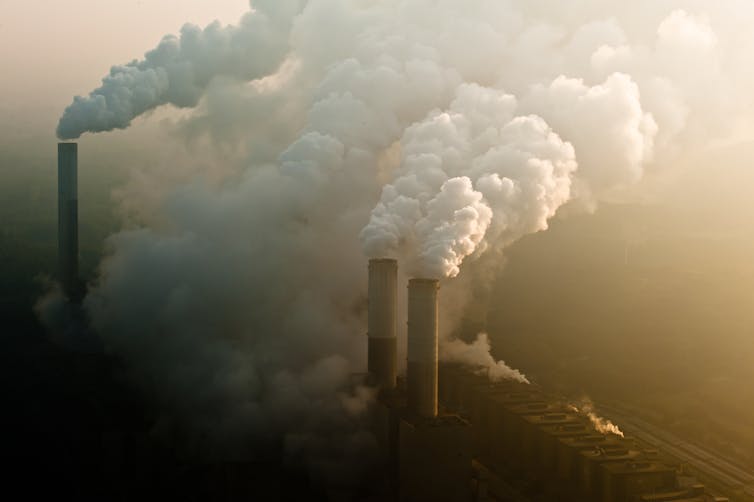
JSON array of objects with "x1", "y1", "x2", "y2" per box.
[
  {"x1": 408, "y1": 278, "x2": 440, "y2": 286},
  {"x1": 369, "y1": 258, "x2": 398, "y2": 265}
]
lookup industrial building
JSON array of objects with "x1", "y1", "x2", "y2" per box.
[
  {"x1": 51, "y1": 144, "x2": 742, "y2": 500},
  {"x1": 367, "y1": 261, "x2": 473, "y2": 501},
  {"x1": 364, "y1": 258, "x2": 731, "y2": 502}
]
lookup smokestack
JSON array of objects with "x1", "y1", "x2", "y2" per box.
[
  {"x1": 367, "y1": 259, "x2": 398, "y2": 390},
  {"x1": 407, "y1": 278, "x2": 439, "y2": 418},
  {"x1": 58, "y1": 142, "x2": 78, "y2": 298}
]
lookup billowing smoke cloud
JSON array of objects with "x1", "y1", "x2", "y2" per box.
[
  {"x1": 361, "y1": 83, "x2": 578, "y2": 279},
  {"x1": 50, "y1": 0, "x2": 754, "y2": 491},
  {"x1": 361, "y1": 74, "x2": 655, "y2": 278},
  {"x1": 56, "y1": 1, "x2": 306, "y2": 140},
  {"x1": 522, "y1": 73, "x2": 657, "y2": 194}
]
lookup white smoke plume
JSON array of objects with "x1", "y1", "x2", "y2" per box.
[
  {"x1": 51, "y1": 0, "x2": 754, "y2": 490},
  {"x1": 360, "y1": 83, "x2": 578, "y2": 279},
  {"x1": 569, "y1": 400, "x2": 625, "y2": 438},
  {"x1": 361, "y1": 72, "x2": 656, "y2": 278},
  {"x1": 442, "y1": 333, "x2": 529, "y2": 384}
]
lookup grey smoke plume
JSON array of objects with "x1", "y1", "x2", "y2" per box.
[
  {"x1": 56, "y1": 1, "x2": 306, "y2": 140},
  {"x1": 51, "y1": 0, "x2": 754, "y2": 489}
]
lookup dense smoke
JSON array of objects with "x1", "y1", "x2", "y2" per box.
[
  {"x1": 360, "y1": 73, "x2": 656, "y2": 279},
  {"x1": 51, "y1": 0, "x2": 754, "y2": 490},
  {"x1": 360, "y1": 83, "x2": 578, "y2": 279},
  {"x1": 56, "y1": 1, "x2": 306, "y2": 140}
]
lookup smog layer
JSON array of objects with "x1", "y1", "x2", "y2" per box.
[{"x1": 35, "y1": 0, "x2": 754, "y2": 487}]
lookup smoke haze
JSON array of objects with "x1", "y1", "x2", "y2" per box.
[{"x1": 44, "y1": 0, "x2": 754, "y2": 488}]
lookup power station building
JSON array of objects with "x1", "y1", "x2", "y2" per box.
[
  {"x1": 364, "y1": 258, "x2": 729, "y2": 502},
  {"x1": 368, "y1": 260, "x2": 472, "y2": 502},
  {"x1": 52, "y1": 144, "x2": 735, "y2": 501}
]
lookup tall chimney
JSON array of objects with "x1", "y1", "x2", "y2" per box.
[
  {"x1": 368, "y1": 259, "x2": 398, "y2": 390},
  {"x1": 407, "y1": 278, "x2": 439, "y2": 418},
  {"x1": 58, "y1": 142, "x2": 78, "y2": 298}
]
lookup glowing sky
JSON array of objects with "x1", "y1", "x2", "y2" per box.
[{"x1": 0, "y1": 0, "x2": 249, "y2": 110}]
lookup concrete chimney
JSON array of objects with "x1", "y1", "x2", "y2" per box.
[
  {"x1": 368, "y1": 259, "x2": 398, "y2": 390},
  {"x1": 58, "y1": 142, "x2": 78, "y2": 298},
  {"x1": 407, "y1": 278, "x2": 439, "y2": 418}
]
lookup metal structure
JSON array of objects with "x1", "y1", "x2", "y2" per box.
[
  {"x1": 368, "y1": 259, "x2": 399, "y2": 390},
  {"x1": 58, "y1": 142, "x2": 78, "y2": 298},
  {"x1": 407, "y1": 278, "x2": 439, "y2": 418}
]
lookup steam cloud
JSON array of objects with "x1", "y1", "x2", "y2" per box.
[
  {"x1": 51, "y1": 0, "x2": 753, "y2": 490},
  {"x1": 360, "y1": 83, "x2": 578, "y2": 279},
  {"x1": 360, "y1": 73, "x2": 656, "y2": 279},
  {"x1": 443, "y1": 333, "x2": 529, "y2": 384}
]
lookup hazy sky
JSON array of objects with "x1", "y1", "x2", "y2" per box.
[
  {"x1": 6, "y1": 0, "x2": 754, "y2": 483},
  {"x1": 0, "y1": 1, "x2": 249, "y2": 118}
]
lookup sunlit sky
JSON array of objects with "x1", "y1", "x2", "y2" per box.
[{"x1": 0, "y1": 1, "x2": 249, "y2": 112}]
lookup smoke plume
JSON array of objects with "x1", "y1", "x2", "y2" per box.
[
  {"x1": 360, "y1": 73, "x2": 656, "y2": 278},
  {"x1": 569, "y1": 400, "x2": 625, "y2": 438},
  {"x1": 442, "y1": 333, "x2": 529, "y2": 384},
  {"x1": 50, "y1": 0, "x2": 754, "y2": 490},
  {"x1": 56, "y1": 1, "x2": 306, "y2": 140},
  {"x1": 360, "y1": 83, "x2": 578, "y2": 279}
]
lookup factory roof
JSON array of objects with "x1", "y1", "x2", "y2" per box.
[
  {"x1": 490, "y1": 392, "x2": 546, "y2": 406},
  {"x1": 539, "y1": 423, "x2": 593, "y2": 438},
  {"x1": 579, "y1": 447, "x2": 644, "y2": 462},
  {"x1": 602, "y1": 461, "x2": 675, "y2": 475},
  {"x1": 522, "y1": 412, "x2": 582, "y2": 426},
  {"x1": 503, "y1": 401, "x2": 557, "y2": 414},
  {"x1": 558, "y1": 434, "x2": 625, "y2": 449}
]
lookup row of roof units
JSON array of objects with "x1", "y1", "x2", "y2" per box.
[{"x1": 438, "y1": 364, "x2": 729, "y2": 502}]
